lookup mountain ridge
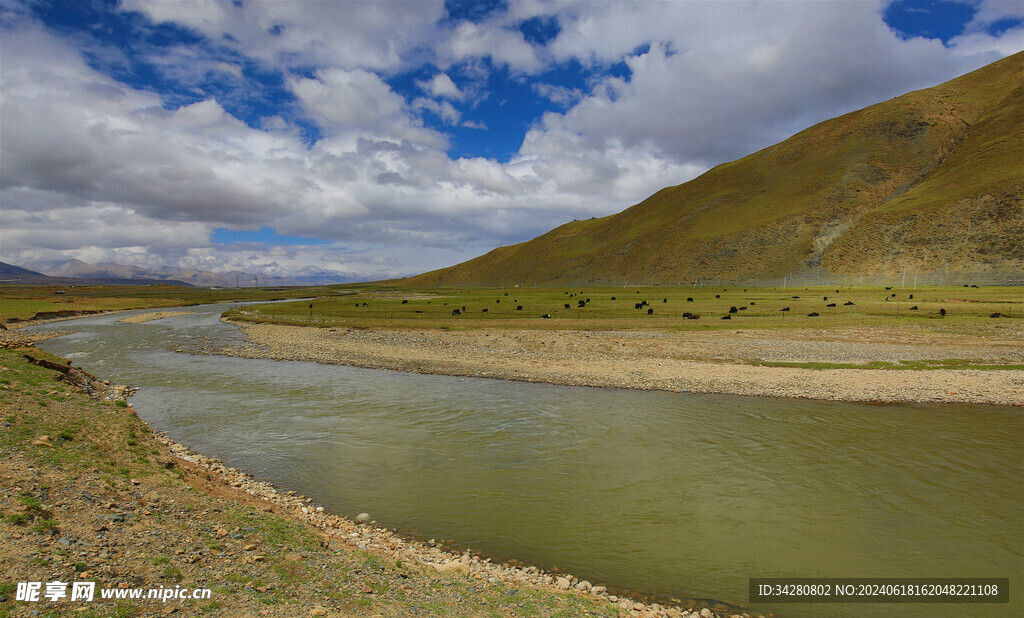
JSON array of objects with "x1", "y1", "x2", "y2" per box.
[{"x1": 409, "y1": 52, "x2": 1023, "y2": 287}]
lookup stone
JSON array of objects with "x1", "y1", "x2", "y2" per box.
[
  {"x1": 700, "y1": 609, "x2": 713, "y2": 618},
  {"x1": 555, "y1": 577, "x2": 571, "y2": 590},
  {"x1": 592, "y1": 586, "x2": 606, "y2": 595},
  {"x1": 355, "y1": 513, "x2": 370, "y2": 523},
  {"x1": 310, "y1": 610, "x2": 327, "y2": 616},
  {"x1": 215, "y1": 528, "x2": 228, "y2": 539},
  {"x1": 244, "y1": 544, "x2": 257, "y2": 551},
  {"x1": 575, "y1": 580, "x2": 592, "y2": 591}
]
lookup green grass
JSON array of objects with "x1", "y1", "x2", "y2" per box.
[
  {"x1": 223, "y1": 284, "x2": 1022, "y2": 338},
  {"x1": 0, "y1": 283, "x2": 328, "y2": 322},
  {"x1": 30, "y1": 518, "x2": 60, "y2": 534}
]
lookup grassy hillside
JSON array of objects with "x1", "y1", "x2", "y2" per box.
[{"x1": 410, "y1": 53, "x2": 1023, "y2": 287}]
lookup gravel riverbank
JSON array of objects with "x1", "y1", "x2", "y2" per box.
[{"x1": 209, "y1": 321, "x2": 1024, "y2": 406}]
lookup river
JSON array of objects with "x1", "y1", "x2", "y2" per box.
[{"x1": 29, "y1": 304, "x2": 1023, "y2": 617}]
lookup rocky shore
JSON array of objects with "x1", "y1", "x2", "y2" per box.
[{"x1": 208, "y1": 321, "x2": 1024, "y2": 406}]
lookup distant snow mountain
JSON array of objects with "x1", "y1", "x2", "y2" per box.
[{"x1": 24, "y1": 259, "x2": 357, "y2": 287}]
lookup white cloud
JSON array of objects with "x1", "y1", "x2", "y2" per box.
[
  {"x1": 518, "y1": 1, "x2": 1001, "y2": 169},
  {"x1": 121, "y1": 0, "x2": 446, "y2": 72},
  {"x1": 2, "y1": 1, "x2": 1020, "y2": 281},
  {"x1": 418, "y1": 72, "x2": 466, "y2": 100}
]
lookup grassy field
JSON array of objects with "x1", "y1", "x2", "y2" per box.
[
  {"x1": 224, "y1": 284, "x2": 1023, "y2": 334},
  {"x1": 0, "y1": 284, "x2": 324, "y2": 323}
]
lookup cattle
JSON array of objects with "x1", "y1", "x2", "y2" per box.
[
  {"x1": 505, "y1": 292, "x2": 509, "y2": 296},
  {"x1": 682, "y1": 312, "x2": 692, "y2": 318},
  {"x1": 641, "y1": 300, "x2": 649, "y2": 306},
  {"x1": 496, "y1": 299, "x2": 500, "y2": 303},
  {"x1": 729, "y1": 306, "x2": 738, "y2": 313},
  {"x1": 939, "y1": 308, "x2": 946, "y2": 316},
  {"x1": 749, "y1": 301, "x2": 756, "y2": 306},
  {"x1": 780, "y1": 307, "x2": 790, "y2": 312},
  {"x1": 823, "y1": 297, "x2": 828, "y2": 301},
  {"x1": 541, "y1": 314, "x2": 552, "y2": 319},
  {"x1": 885, "y1": 287, "x2": 892, "y2": 290},
  {"x1": 826, "y1": 303, "x2": 836, "y2": 307},
  {"x1": 586, "y1": 298, "x2": 591, "y2": 303},
  {"x1": 909, "y1": 294, "x2": 913, "y2": 300},
  {"x1": 687, "y1": 297, "x2": 694, "y2": 302},
  {"x1": 792, "y1": 296, "x2": 800, "y2": 299},
  {"x1": 611, "y1": 296, "x2": 616, "y2": 300},
  {"x1": 451, "y1": 309, "x2": 461, "y2": 316},
  {"x1": 362, "y1": 302, "x2": 368, "y2": 307},
  {"x1": 721, "y1": 315, "x2": 731, "y2": 320},
  {"x1": 990, "y1": 312, "x2": 1003, "y2": 318},
  {"x1": 578, "y1": 300, "x2": 586, "y2": 308},
  {"x1": 564, "y1": 303, "x2": 571, "y2": 309},
  {"x1": 462, "y1": 306, "x2": 466, "y2": 311},
  {"x1": 647, "y1": 308, "x2": 654, "y2": 315},
  {"x1": 909, "y1": 306, "x2": 918, "y2": 310},
  {"x1": 401, "y1": 299, "x2": 408, "y2": 304},
  {"x1": 635, "y1": 303, "x2": 644, "y2": 310},
  {"x1": 738, "y1": 306, "x2": 747, "y2": 311},
  {"x1": 844, "y1": 301, "x2": 855, "y2": 306},
  {"x1": 807, "y1": 312, "x2": 819, "y2": 317},
  {"x1": 516, "y1": 305, "x2": 523, "y2": 311},
  {"x1": 715, "y1": 294, "x2": 721, "y2": 299},
  {"x1": 971, "y1": 285, "x2": 978, "y2": 288},
  {"x1": 687, "y1": 314, "x2": 700, "y2": 320},
  {"x1": 663, "y1": 298, "x2": 668, "y2": 303},
  {"x1": 482, "y1": 308, "x2": 488, "y2": 313},
  {"x1": 355, "y1": 303, "x2": 360, "y2": 307},
  {"x1": 891, "y1": 293, "x2": 897, "y2": 298}
]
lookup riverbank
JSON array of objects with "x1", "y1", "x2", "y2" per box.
[
  {"x1": 0, "y1": 335, "x2": 754, "y2": 617},
  {"x1": 118, "y1": 310, "x2": 195, "y2": 324},
  {"x1": 210, "y1": 321, "x2": 1024, "y2": 406}
]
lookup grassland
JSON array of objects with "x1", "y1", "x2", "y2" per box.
[
  {"x1": 0, "y1": 284, "x2": 324, "y2": 323},
  {"x1": 224, "y1": 284, "x2": 1022, "y2": 336}
]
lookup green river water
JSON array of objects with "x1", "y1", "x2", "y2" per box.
[{"x1": 31, "y1": 305, "x2": 1023, "y2": 616}]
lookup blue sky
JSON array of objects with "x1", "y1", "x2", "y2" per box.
[{"x1": 1, "y1": 0, "x2": 1021, "y2": 282}]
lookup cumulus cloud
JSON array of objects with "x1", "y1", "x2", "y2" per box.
[
  {"x1": 417, "y1": 72, "x2": 466, "y2": 100},
  {"x1": 121, "y1": 0, "x2": 446, "y2": 72},
  {"x1": 2, "y1": 0, "x2": 1019, "y2": 280}
]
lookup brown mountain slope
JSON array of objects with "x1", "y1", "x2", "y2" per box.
[{"x1": 410, "y1": 52, "x2": 1023, "y2": 287}]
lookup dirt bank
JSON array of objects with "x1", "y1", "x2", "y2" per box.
[{"x1": 209, "y1": 322, "x2": 1024, "y2": 406}]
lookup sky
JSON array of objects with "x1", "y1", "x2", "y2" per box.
[{"x1": 1, "y1": 0, "x2": 1021, "y2": 283}]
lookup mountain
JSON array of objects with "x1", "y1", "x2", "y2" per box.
[
  {"x1": 26, "y1": 259, "x2": 354, "y2": 287},
  {"x1": 0, "y1": 261, "x2": 191, "y2": 286},
  {"x1": 0, "y1": 262, "x2": 49, "y2": 282},
  {"x1": 409, "y1": 53, "x2": 1024, "y2": 287}
]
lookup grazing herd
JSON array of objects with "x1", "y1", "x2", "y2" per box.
[{"x1": 349, "y1": 289, "x2": 965, "y2": 322}]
